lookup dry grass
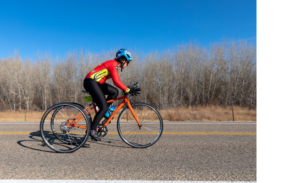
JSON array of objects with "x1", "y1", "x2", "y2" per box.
[
  {"x1": 0, "y1": 106, "x2": 256, "y2": 122},
  {"x1": 0, "y1": 111, "x2": 45, "y2": 122},
  {"x1": 160, "y1": 106, "x2": 256, "y2": 122}
]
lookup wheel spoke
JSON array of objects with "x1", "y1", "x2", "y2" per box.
[
  {"x1": 58, "y1": 110, "x2": 67, "y2": 119},
  {"x1": 141, "y1": 126, "x2": 159, "y2": 133}
]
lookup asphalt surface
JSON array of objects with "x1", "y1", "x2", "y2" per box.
[{"x1": 0, "y1": 122, "x2": 256, "y2": 181}]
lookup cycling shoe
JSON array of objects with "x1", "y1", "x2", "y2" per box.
[{"x1": 90, "y1": 130, "x2": 101, "y2": 141}]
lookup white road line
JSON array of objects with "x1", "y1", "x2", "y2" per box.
[
  {"x1": 0, "y1": 122, "x2": 256, "y2": 125},
  {"x1": 0, "y1": 180, "x2": 256, "y2": 183}
]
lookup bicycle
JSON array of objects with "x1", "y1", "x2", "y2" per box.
[{"x1": 40, "y1": 82, "x2": 164, "y2": 153}]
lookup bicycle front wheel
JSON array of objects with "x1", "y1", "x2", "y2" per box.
[
  {"x1": 40, "y1": 103, "x2": 90, "y2": 153},
  {"x1": 117, "y1": 102, "x2": 163, "y2": 148}
]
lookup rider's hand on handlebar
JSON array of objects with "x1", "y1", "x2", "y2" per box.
[
  {"x1": 125, "y1": 82, "x2": 141, "y2": 96},
  {"x1": 129, "y1": 87, "x2": 141, "y2": 96}
]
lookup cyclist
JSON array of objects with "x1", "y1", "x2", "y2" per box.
[{"x1": 84, "y1": 49, "x2": 136, "y2": 141}]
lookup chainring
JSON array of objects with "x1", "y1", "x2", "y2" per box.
[{"x1": 96, "y1": 124, "x2": 108, "y2": 137}]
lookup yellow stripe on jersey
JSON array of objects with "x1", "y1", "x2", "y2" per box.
[{"x1": 90, "y1": 69, "x2": 110, "y2": 82}]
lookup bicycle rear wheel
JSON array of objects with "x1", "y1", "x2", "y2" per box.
[
  {"x1": 40, "y1": 103, "x2": 90, "y2": 153},
  {"x1": 117, "y1": 102, "x2": 163, "y2": 148}
]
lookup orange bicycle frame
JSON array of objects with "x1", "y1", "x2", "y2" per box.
[{"x1": 67, "y1": 95, "x2": 141, "y2": 129}]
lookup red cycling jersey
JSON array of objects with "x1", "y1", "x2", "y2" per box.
[{"x1": 85, "y1": 60, "x2": 129, "y2": 92}]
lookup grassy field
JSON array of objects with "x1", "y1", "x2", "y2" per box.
[
  {"x1": 160, "y1": 106, "x2": 256, "y2": 122},
  {"x1": 0, "y1": 106, "x2": 256, "y2": 122}
]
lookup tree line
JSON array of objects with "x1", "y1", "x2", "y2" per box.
[{"x1": 0, "y1": 40, "x2": 256, "y2": 111}]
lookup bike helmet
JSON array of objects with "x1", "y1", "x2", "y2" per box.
[{"x1": 116, "y1": 49, "x2": 132, "y2": 61}]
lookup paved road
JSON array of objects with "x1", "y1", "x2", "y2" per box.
[{"x1": 0, "y1": 122, "x2": 256, "y2": 181}]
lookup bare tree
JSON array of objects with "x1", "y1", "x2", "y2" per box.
[{"x1": 0, "y1": 40, "x2": 256, "y2": 111}]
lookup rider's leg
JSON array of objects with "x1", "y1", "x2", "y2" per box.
[
  {"x1": 99, "y1": 83, "x2": 119, "y2": 107},
  {"x1": 83, "y1": 79, "x2": 108, "y2": 131}
]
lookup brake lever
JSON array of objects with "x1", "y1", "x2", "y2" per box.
[{"x1": 134, "y1": 82, "x2": 140, "y2": 89}]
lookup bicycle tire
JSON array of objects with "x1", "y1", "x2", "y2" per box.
[
  {"x1": 40, "y1": 103, "x2": 90, "y2": 153},
  {"x1": 117, "y1": 102, "x2": 163, "y2": 148}
]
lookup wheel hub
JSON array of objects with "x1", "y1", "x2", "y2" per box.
[{"x1": 60, "y1": 122, "x2": 70, "y2": 133}]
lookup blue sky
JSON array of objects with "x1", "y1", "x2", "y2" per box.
[{"x1": 0, "y1": 0, "x2": 256, "y2": 60}]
